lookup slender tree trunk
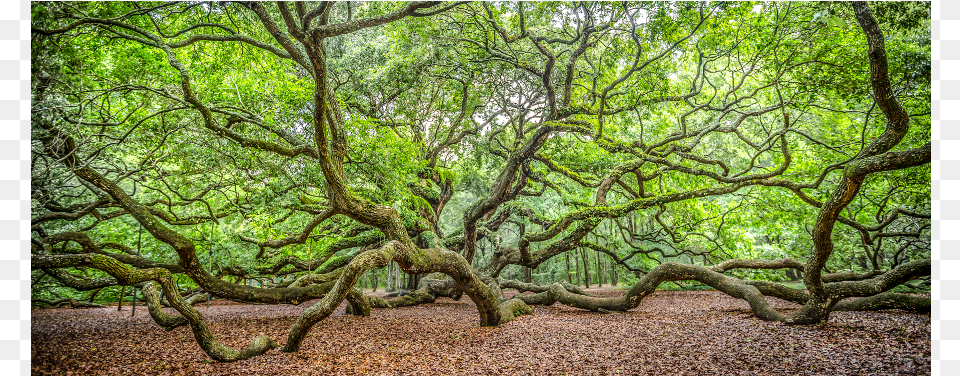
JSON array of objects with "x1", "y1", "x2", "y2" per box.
[
  {"x1": 387, "y1": 262, "x2": 394, "y2": 291},
  {"x1": 395, "y1": 265, "x2": 402, "y2": 291},
  {"x1": 581, "y1": 248, "x2": 591, "y2": 288},
  {"x1": 131, "y1": 287, "x2": 138, "y2": 317},
  {"x1": 869, "y1": 238, "x2": 882, "y2": 270},
  {"x1": 117, "y1": 285, "x2": 126, "y2": 311},
  {"x1": 475, "y1": 238, "x2": 485, "y2": 269},
  {"x1": 610, "y1": 259, "x2": 617, "y2": 286},
  {"x1": 596, "y1": 249, "x2": 604, "y2": 287},
  {"x1": 131, "y1": 224, "x2": 143, "y2": 315},
  {"x1": 573, "y1": 250, "x2": 581, "y2": 286},
  {"x1": 565, "y1": 252, "x2": 572, "y2": 284}
]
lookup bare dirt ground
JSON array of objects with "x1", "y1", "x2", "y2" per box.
[{"x1": 32, "y1": 288, "x2": 930, "y2": 375}]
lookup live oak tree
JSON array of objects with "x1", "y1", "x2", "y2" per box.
[{"x1": 31, "y1": 1, "x2": 930, "y2": 361}]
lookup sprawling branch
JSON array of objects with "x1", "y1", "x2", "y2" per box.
[{"x1": 33, "y1": 254, "x2": 278, "y2": 361}]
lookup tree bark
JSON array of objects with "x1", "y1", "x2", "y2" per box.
[
  {"x1": 141, "y1": 281, "x2": 189, "y2": 330},
  {"x1": 832, "y1": 292, "x2": 930, "y2": 313}
]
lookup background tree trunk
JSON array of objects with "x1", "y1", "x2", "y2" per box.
[
  {"x1": 596, "y1": 249, "x2": 604, "y2": 287},
  {"x1": 609, "y1": 259, "x2": 617, "y2": 287},
  {"x1": 581, "y1": 248, "x2": 591, "y2": 288},
  {"x1": 117, "y1": 285, "x2": 127, "y2": 311},
  {"x1": 397, "y1": 265, "x2": 402, "y2": 291},
  {"x1": 573, "y1": 251, "x2": 581, "y2": 286},
  {"x1": 131, "y1": 287, "x2": 138, "y2": 317},
  {"x1": 387, "y1": 262, "x2": 395, "y2": 292}
]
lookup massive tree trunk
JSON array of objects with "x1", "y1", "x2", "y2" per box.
[
  {"x1": 280, "y1": 241, "x2": 512, "y2": 352},
  {"x1": 786, "y1": 2, "x2": 930, "y2": 325}
]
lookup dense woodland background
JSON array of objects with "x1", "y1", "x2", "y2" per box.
[{"x1": 31, "y1": 0, "x2": 930, "y2": 364}]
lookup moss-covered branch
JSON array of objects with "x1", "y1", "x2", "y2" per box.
[{"x1": 33, "y1": 254, "x2": 278, "y2": 362}]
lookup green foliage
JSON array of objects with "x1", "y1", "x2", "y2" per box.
[{"x1": 31, "y1": 1, "x2": 929, "y2": 302}]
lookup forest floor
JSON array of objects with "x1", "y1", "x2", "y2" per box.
[{"x1": 32, "y1": 288, "x2": 930, "y2": 375}]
